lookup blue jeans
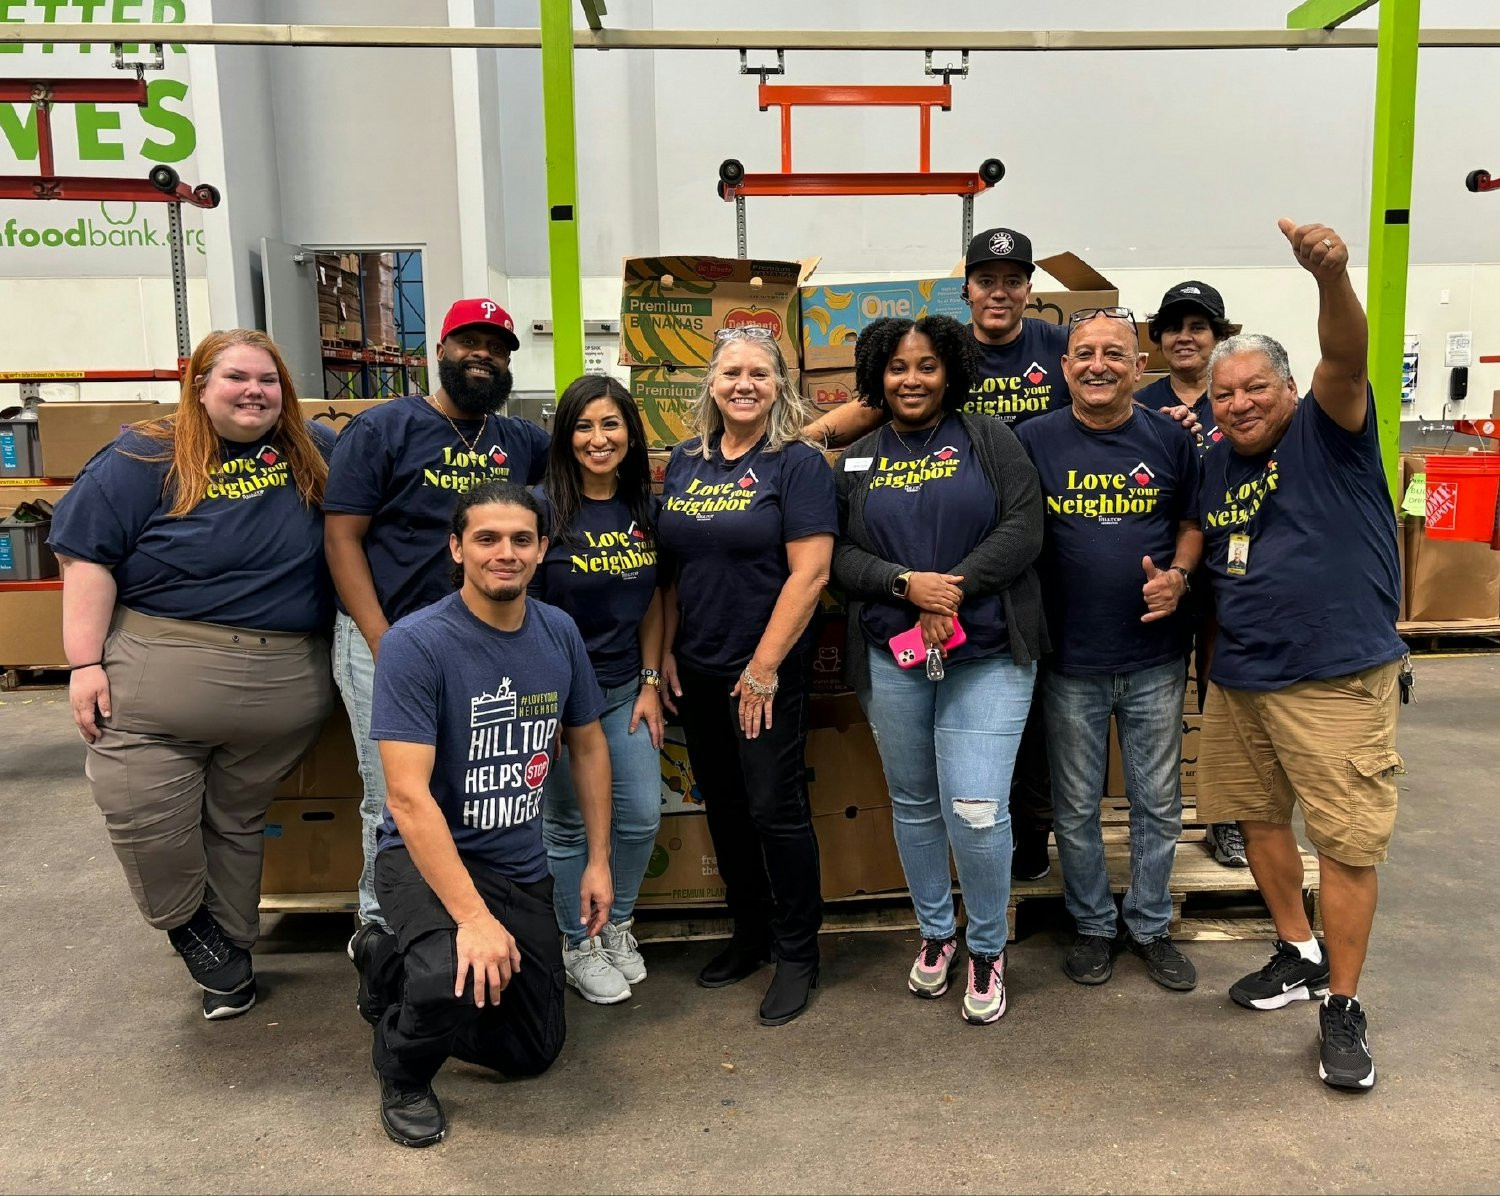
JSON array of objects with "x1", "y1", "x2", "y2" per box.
[
  {"x1": 544, "y1": 681, "x2": 663, "y2": 946},
  {"x1": 863, "y1": 647, "x2": 1036, "y2": 957},
  {"x1": 1043, "y1": 658, "x2": 1186, "y2": 942},
  {"x1": 333, "y1": 612, "x2": 389, "y2": 927}
]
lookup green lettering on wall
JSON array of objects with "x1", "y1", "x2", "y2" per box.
[
  {"x1": 0, "y1": 101, "x2": 37, "y2": 156},
  {"x1": 139, "y1": 77, "x2": 193, "y2": 162},
  {"x1": 75, "y1": 102, "x2": 124, "y2": 160}
]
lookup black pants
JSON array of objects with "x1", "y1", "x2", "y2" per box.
[
  {"x1": 675, "y1": 651, "x2": 822, "y2": 965},
  {"x1": 1009, "y1": 690, "x2": 1053, "y2": 837},
  {"x1": 369, "y1": 847, "x2": 565, "y2": 1089}
]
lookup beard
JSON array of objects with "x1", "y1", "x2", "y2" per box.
[
  {"x1": 439, "y1": 357, "x2": 514, "y2": 416},
  {"x1": 469, "y1": 575, "x2": 526, "y2": 603}
]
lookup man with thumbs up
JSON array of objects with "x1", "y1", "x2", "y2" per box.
[
  {"x1": 1196, "y1": 221, "x2": 1406, "y2": 1092},
  {"x1": 1016, "y1": 307, "x2": 1202, "y2": 992}
]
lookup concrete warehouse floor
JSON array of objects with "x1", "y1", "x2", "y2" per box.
[{"x1": 1, "y1": 653, "x2": 1497, "y2": 1195}]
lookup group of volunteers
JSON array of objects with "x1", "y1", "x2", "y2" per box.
[{"x1": 50, "y1": 213, "x2": 1408, "y2": 1150}]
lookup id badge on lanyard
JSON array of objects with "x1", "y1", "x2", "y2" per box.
[{"x1": 1227, "y1": 532, "x2": 1251, "y2": 577}]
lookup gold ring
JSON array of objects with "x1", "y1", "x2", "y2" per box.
[{"x1": 1322, "y1": 237, "x2": 1333, "y2": 248}]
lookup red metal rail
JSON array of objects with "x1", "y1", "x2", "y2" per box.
[{"x1": 720, "y1": 81, "x2": 1002, "y2": 201}]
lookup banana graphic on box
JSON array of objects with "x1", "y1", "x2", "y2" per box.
[{"x1": 804, "y1": 305, "x2": 831, "y2": 335}]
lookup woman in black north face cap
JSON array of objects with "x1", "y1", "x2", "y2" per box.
[{"x1": 1137, "y1": 280, "x2": 1241, "y2": 448}]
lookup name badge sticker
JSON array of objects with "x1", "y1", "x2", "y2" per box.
[{"x1": 844, "y1": 457, "x2": 873, "y2": 472}]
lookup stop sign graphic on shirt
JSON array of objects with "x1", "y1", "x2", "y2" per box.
[{"x1": 525, "y1": 751, "x2": 550, "y2": 789}]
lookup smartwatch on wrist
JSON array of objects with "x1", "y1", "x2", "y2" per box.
[{"x1": 891, "y1": 570, "x2": 914, "y2": 599}]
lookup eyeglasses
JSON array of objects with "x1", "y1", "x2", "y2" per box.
[
  {"x1": 1068, "y1": 306, "x2": 1136, "y2": 327},
  {"x1": 715, "y1": 325, "x2": 775, "y2": 341}
]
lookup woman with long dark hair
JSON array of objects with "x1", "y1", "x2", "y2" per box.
[
  {"x1": 49, "y1": 329, "x2": 337, "y2": 1020},
  {"x1": 531, "y1": 375, "x2": 665, "y2": 1004}
]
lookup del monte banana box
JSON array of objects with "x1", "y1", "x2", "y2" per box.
[
  {"x1": 619, "y1": 255, "x2": 813, "y2": 370},
  {"x1": 801, "y1": 277, "x2": 968, "y2": 370}
]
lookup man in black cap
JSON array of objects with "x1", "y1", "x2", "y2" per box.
[
  {"x1": 807, "y1": 227, "x2": 1069, "y2": 446},
  {"x1": 1136, "y1": 281, "x2": 1241, "y2": 452}
]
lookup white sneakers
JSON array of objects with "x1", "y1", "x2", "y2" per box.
[
  {"x1": 562, "y1": 920, "x2": 647, "y2": 1005},
  {"x1": 600, "y1": 918, "x2": 647, "y2": 984}
]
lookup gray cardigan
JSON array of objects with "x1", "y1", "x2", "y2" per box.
[{"x1": 830, "y1": 411, "x2": 1048, "y2": 693}]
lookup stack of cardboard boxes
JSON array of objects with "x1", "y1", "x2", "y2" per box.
[
  {"x1": 317, "y1": 252, "x2": 365, "y2": 345},
  {"x1": 361, "y1": 252, "x2": 399, "y2": 350}
]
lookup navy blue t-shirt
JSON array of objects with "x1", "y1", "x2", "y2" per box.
[
  {"x1": 656, "y1": 436, "x2": 837, "y2": 674},
  {"x1": 323, "y1": 395, "x2": 549, "y2": 622},
  {"x1": 1201, "y1": 390, "x2": 1404, "y2": 690},
  {"x1": 960, "y1": 319, "x2": 1070, "y2": 427},
  {"x1": 371, "y1": 592, "x2": 604, "y2": 880},
  {"x1": 1136, "y1": 375, "x2": 1218, "y2": 452},
  {"x1": 1017, "y1": 406, "x2": 1200, "y2": 675},
  {"x1": 49, "y1": 423, "x2": 337, "y2": 633},
  {"x1": 530, "y1": 489, "x2": 659, "y2": 689},
  {"x1": 855, "y1": 416, "x2": 1007, "y2": 664}
]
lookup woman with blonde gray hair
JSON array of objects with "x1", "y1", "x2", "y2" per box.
[
  {"x1": 657, "y1": 325, "x2": 836, "y2": 1027},
  {"x1": 49, "y1": 329, "x2": 337, "y2": 1021}
]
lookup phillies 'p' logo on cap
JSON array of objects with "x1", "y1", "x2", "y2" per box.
[{"x1": 440, "y1": 298, "x2": 521, "y2": 351}]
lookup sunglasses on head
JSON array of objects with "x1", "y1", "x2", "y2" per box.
[
  {"x1": 715, "y1": 325, "x2": 775, "y2": 341},
  {"x1": 1068, "y1": 306, "x2": 1136, "y2": 327}
]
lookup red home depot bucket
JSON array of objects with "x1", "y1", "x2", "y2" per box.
[{"x1": 1424, "y1": 454, "x2": 1500, "y2": 542}]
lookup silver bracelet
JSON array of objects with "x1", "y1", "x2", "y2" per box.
[{"x1": 739, "y1": 666, "x2": 779, "y2": 699}]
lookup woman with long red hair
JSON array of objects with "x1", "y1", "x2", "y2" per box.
[{"x1": 49, "y1": 329, "x2": 337, "y2": 1020}]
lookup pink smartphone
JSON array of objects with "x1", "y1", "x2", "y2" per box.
[{"x1": 888, "y1": 615, "x2": 966, "y2": 668}]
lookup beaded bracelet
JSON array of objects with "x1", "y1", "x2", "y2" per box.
[{"x1": 739, "y1": 666, "x2": 779, "y2": 699}]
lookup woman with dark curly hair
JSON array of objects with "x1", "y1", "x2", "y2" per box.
[{"x1": 831, "y1": 314, "x2": 1046, "y2": 1026}]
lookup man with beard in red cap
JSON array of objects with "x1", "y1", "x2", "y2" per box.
[{"x1": 325, "y1": 299, "x2": 550, "y2": 959}]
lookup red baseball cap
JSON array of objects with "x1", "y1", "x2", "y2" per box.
[{"x1": 439, "y1": 298, "x2": 520, "y2": 351}]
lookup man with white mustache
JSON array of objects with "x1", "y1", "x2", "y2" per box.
[{"x1": 324, "y1": 299, "x2": 550, "y2": 962}]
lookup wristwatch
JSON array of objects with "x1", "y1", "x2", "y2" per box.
[
  {"x1": 640, "y1": 668, "x2": 662, "y2": 689},
  {"x1": 1170, "y1": 566, "x2": 1192, "y2": 592},
  {"x1": 891, "y1": 570, "x2": 914, "y2": 599}
]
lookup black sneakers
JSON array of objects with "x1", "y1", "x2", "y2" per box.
[
  {"x1": 1063, "y1": 933, "x2": 1115, "y2": 985},
  {"x1": 203, "y1": 978, "x2": 257, "y2": 1021},
  {"x1": 375, "y1": 1067, "x2": 448, "y2": 1148},
  {"x1": 1204, "y1": 822, "x2": 1250, "y2": 867},
  {"x1": 1319, "y1": 995, "x2": 1377, "y2": 1090},
  {"x1": 1011, "y1": 826, "x2": 1051, "y2": 881},
  {"x1": 1229, "y1": 939, "x2": 1331, "y2": 1010},
  {"x1": 1121, "y1": 933, "x2": 1198, "y2": 991},
  {"x1": 167, "y1": 905, "x2": 253, "y2": 995},
  {"x1": 348, "y1": 921, "x2": 396, "y2": 1026}
]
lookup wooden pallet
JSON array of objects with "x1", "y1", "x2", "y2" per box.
[
  {"x1": 1397, "y1": 619, "x2": 1500, "y2": 653},
  {"x1": 261, "y1": 890, "x2": 358, "y2": 915},
  {"x1": 1007, "y1": 841, "x2": 1319, "y2": 943},
  {"x1": 635, "y1": 892, "x2": 918, "y2": 945}
]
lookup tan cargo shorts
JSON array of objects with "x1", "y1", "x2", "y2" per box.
[{"x1": 1197, "y1": 660, "x2": 1403, "y2": 867}]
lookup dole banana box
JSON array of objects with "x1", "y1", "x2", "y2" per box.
[
  {"x1": 800, "y1": 277, "x2": 969, "y2": 370},
  {"x1": 618, "y1": 255, "x2": 812, "y2": 370},
  {"x1": 802, "y1": 367, "x2": 858, "y2": 410},
  {"x1": 632, "y1": 365, "x2": 800, "y2": 449}
]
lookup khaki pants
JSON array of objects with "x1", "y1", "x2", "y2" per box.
[{"x1": 86, "y1": 608, "x2": 334, "y2": 947}]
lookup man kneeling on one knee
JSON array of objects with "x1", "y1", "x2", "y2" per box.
[
  {"x1": 349, "y1": 481, "x2": 613, "y2": 1147},
  {"x1": 1017, "y1": 305, "x2": 1203, "y2": 992}
]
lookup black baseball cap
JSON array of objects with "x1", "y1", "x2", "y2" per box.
[
  {"x1": 1154, "y1": 281, "x2": 1227, "y2": 321},
  {"x1": 965, "y1": 227, "x2": 1035, "y2": 276}
]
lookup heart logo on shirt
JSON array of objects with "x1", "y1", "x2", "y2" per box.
[
  {"x1": 1208, "y1": 426, "x2": 1224, "y2": 443},
  {"x1": 256, "y1": 445, "x2": 279, "y2": 466},
  {"x1": 627, "y1": 521, "x2": 646, "y2": 540},
  {"x1": 488, "y1": 446, "x2": 508, "y2": 466},
  {"x1": 1131, "y1": 461, "x2": 1156, "y2": 487},
  {"x1": 738, "y1": 467, "x2": 759, "y2": 490},
  {"x1": 935, "y1": 446, "x2": 958, "y2": 461},
  {"x1": 1025, "y1": 361, "x2": 1047, "y2": 385}
]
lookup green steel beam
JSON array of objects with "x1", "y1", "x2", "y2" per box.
[
  {"x1": 1286, "y1": 0, "x2": 1379, "y2": 29},
  {"x1": 1367, "y1": 0, "x2": 1420, "y2": 500},
  {"x1": 540, "y1": 0, "x2": 585, "y2": 389}
]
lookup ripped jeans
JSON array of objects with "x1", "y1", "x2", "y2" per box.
[{"x1": 864, "y1": 647, "x2": 1036, "y2": 957}]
